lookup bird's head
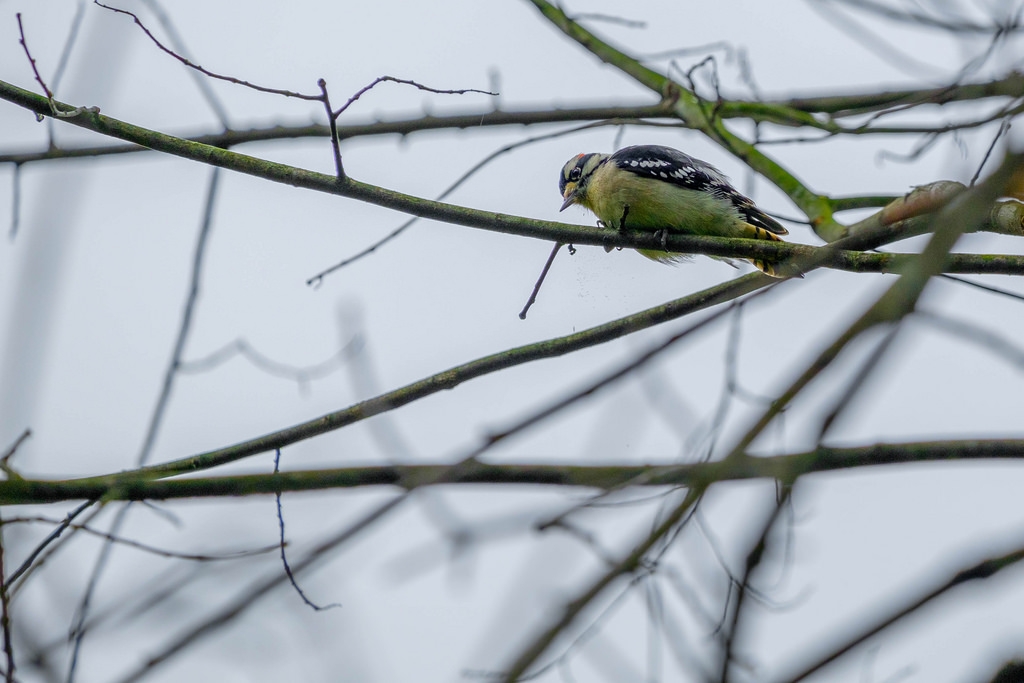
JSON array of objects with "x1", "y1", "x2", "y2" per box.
[{"x1": 558, "y1": 152, "x2": 605, "y2": 211}]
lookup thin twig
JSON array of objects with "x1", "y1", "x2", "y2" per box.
[
  {"x1": 318, "y1": 79, "x2": 345, "y2": 178},
  {"x1": 569, "y1": 12, "x2": 646, "y2": 28},
  {"x1": 138, "y1": 0, "x2": 231, "y2": 127},
  {"x1": 67, "y1": 508, "x2": 120, "y2": 682},
  {"x1": 323, "y1": 74, "x2": 496, "y2": 178},
  {"x1": 273, "y1": 450, "x2": 341, "y2": 611},
  {"x1": 177, "y1": 336, "x2": 354, "y2": 393},
  {"x1": 971, "y1": 118, "x2": 1012, "y2": 185},
  {"x1": 0, "y1": 512, "x2": 14, "y2": 683},
  {"x1": 66, "y1": 167, "x2": 222, "y2": 683},
  {"x1": 112, "y1": 495, "x2": 406, "y2": 683},
  {"x1": 719, "y1": 488, "x2": 792, "y2": 682},
  {"x1": 16, "y1": 14, "x2": 55, "y2": 103},
  {"x1": 94, "y1": 2, "x2": 319, "y2": 100},
  {"x1": 780, "y1": 543, "x2": 1024, "y2": 683},
  {"x1": 0, "y1": 430, "x2": 30, "y2": 470},
  {"x1": 45, "y1": 0, "x2": 88, "y2": 141},
  {"x1": 96, "y1": 1, "x2": 494, "y2": 181},
  {"x1": 828, "y1": 0, "x2": 1023, "y2": 34},
  {"x1": 499, "y1": 488, "x2": 703, "y2": 682},
  {"x1": 815, "y1": 325, "x2": 901, "y2": 442},
  {"x1": 3, "y1": 516, "x2": 279, "y2": 562},
  {"x1": 307, "y1": 121, "x2": 605, "y2": 286},
  {"x1": 140, "y1": 166, "x2": 219, "y2": 466},
  {"x1": 7, "y1": 164, "x2": 19, "y2": 241},
  {"x1": 331, "y1": 75, "x2": 495, "y2": 118},
  {"x1": 519, "y1": 242, "x2": 564, "y2": 319},
  {"x1": 915, "y1": 309, "x2": 1024, "y2": 370},
  {"x1": 16, "y1": 13, "x2": 95, "y2": 119},
  {"x1": 8, "y1": 501, "x2": 93, "y2": 586},
  {"x1": 938, "y1": 274, "x2": 1024, "y2": 304},
  {"x1": 457, "y1": 285, "x2": 777, "y2": 465}
]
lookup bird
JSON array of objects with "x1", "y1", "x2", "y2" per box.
[{"x1": 558, "y1": 145, "x2": 788, "y2": 276}]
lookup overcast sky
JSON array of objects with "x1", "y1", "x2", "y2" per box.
[{"x1": 2, "y1": 1, "x2": 1024, "y2": 682}]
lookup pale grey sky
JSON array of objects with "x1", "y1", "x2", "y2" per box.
[{"x1": 2, "y1": 1, "x2": 1024, "y2": 682}]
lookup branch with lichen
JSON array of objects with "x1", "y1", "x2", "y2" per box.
[
  {"x1": 4, "y1": 78, "x2": 1019, "y2": 273},
  {"x1": 841, "y1": 181, "x2": 1024, "y2": 246},
  {"x1": 3, "y1": 439, "x2": 1024, "y2": 505},
  {"x1": 778, "y1": 73, "x2": 1024, "y2": 117},
  {"x1": 3, "y1": 86, "x2": 1019, "y2": 166},
  {"x1": 0, "y1": 132, "x2": 1011, "y2": 503},
  {"x1": 718, "y1": 153, "x2": 1023, "y2": 467}
]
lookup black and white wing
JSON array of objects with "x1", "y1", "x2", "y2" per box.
[{"x1": 608, "y1": 145, "x2": 787, "y2": 235}]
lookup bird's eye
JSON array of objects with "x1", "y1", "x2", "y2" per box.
[{"x1": 569, "y1": 167, "x2": 582, "y2": 181}]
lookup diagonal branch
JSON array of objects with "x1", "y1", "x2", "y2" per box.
[
  {"x1": 58, "y1": 273, "x2": 775, "y2": 484},
  {"x1": 499, "y1": 487, "x2": 704, "y2": 682},
  {"x1": 719, "y1": 151, "x2": 1023, "y2": 462},
  {"x1": 779, "y1": 542, "x2": 1024, "y2": 683},
  {"x1": 4, "y1": 79, "x2": 1022, "y2": 272},
  {"x1": 523, "y1": 0, "x2": 839, "y2": 238},
  {"x1": 0, "y1": 78, "x2": 811, "y2": 256}
]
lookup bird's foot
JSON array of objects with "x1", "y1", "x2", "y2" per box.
[{"x1": 654, "y1": 229, "x2": 669, "y2": 250}]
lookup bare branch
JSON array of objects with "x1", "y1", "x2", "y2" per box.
[
  {"x1": 94, "y1": 2, "x2": 320, "y2": 101},
  {"x1": 111, "y1": 495, "x2": 407, "y2": 683},
  {"x1": 53, "y1": 273, "x2": 775, "y2": 484},
  {"x1": 827, "y1": 0, "x2": 1024, "y2": 34},
  {"x1": 719, "y1": 489, "x2": 792, "y2": 682},
  {"x1": 720, "y1": 152, "x2": 1022, "y2": 463},
  {"x1": 780, "y1": 542, "x2": 1024, "y2": 683},
  {"x1": 16, "y1": 14, "x2": 55, "y2": 107},
  {"x1": 177, "y1": 336, "x2": 355, "y2": 393},
  {"x1": 273, "y1": 450, "x2": 341, "y2": 612},
  {"x1": 0, "y1": 430, "x2": 29, "y2": 473},
  {"x1": 0, "y1": 511, "x2": 14, "y2": 683},
  {"x1": 15, "y1": 13, "x2": 95, "y2": 119},
  {"x1": 8, "y1": 501, "x2": 94, "y2": 586},
  {"x1": 308, "y1": 120, "x2": 609, "y2": 285},
  {"x1": 519, "y1": 242, "x2": 564, "y2": 319},
  {"x1": 500, "y1": 488, "x2": 703, "y2": 682},
  {"x1": 331, "y1": 75, "x2": 495, "y2": 118},
  {"x1": 3, "y1": 516, "x2": 279, "y2": 562},
  {"x1": 4, "y1": 438, "x2": 1024, "y2": 504}
]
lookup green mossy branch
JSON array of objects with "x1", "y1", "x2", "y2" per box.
[
  {"x1": 3, "y1": 439, "x2": 1023, "y2": 505},
  {"x1": 3, "y1": 78, "x2": 1019, "y2": 271},
  {"x1": 2, "y1": 78, "x2": 1022, "y2": 495},
  {"x1": 57, "y1": 273, "x2": 771, "y2": 484},
  {"x1": 0, "y1": 79, "x2": 795, "y2": 258},
  {"x1": 3, "y1": 88, "x2": 1017, "y2": 166},
  {"x1": 781, "y1": 73, "x2": 1024, "y2": 116},
  {"x1": 3, "y1": 78, "x2": 1023, "y2": 497}
]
